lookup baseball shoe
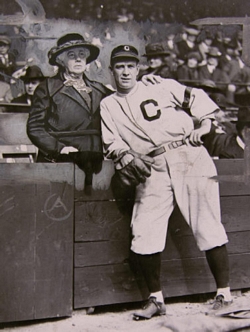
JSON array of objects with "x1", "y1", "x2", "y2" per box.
[
  {"x1": 133, "y1": 296, "x2": 166, "y2": 320},
  {"x1": 212, "y1": 295, "x2": 233, "y2": 310}
]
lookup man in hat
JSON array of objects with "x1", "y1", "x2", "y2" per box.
[
  {"x1": 100, "y1": 44, "x2": 232, "y2": 320},
  {"x1": 176, "y1": 51, "x2": 201, "y2": 86},
  {"x1": 138, "y1": 43, "x2": 177, "y2": 80},
  {"x1": 220, "y1": 41, "x2": 250, "y2": 105},
  {"x1": 196, "y1": 29, "x2": 214, "y2": 66},
  {"x1": 0, "y1": 34, "x2": 16, "y2": 83},
  {"x1": 198, "y1": 46, "x2": 230, "y2": 96},
  {"x1": 203, "y1": 107, "x2": 250, "y2": 158},
  {"x1": 176, "y1": 26, "x2": 199, "y2": 62},
  {"x1": 10, "y1": 65, "x2": 45, "y2": 112}
]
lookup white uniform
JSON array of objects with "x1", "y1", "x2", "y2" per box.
[{"x1": 101, "y1": 79, "x2": 228, "y2": 254}]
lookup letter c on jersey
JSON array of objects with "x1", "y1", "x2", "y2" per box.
[{"x1": 140, "y1": 99, "x2": 161, "y2": 121}]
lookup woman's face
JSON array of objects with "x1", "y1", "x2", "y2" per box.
[
  {"x1": 57, "y1": 47, "x2": 90, "y2": 76},
  {"x1": 207, "y1": 56, "x2": 219, "y2": 66},
  {"x1": 187, "y1": 58, "x2": 198, "y2": 68},
  {"x1": 148, "y1": 56, "x2": 163, "y2": 68}
]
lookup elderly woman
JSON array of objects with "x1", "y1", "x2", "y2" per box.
[{"x1": 27, "y1": 33, "x2": 114, "y2": 190}]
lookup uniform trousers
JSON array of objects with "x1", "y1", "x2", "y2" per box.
[{"x1": 131, "y1": 144, "x2": 228, "y2": 255}]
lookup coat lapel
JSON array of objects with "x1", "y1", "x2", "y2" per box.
[{"x1": 60, "y1": 85, "x2": 91, "y2": 112}]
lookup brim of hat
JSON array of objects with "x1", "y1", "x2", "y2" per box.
[
  {"x1": 199, "y1": 85, "x2": 222, "y2": 92},
  {"x1": 207, "y1": 54, "x2": 221, "y2": 57},
  {"x1": 0, "y1": 40, "x2": 10, "y2": 45},
  {"x1": 185, "y1": 30, "x2": 199, "y2": 36},
  {"x1": 48, "y1": 43, "x2": 100, "y2": 65},
  {"x1": 21, "y1": 76, "x2": 45, "y2": 82},
  {"x1": 111, "y1": 53, "x2": 139, "y2": 61}
]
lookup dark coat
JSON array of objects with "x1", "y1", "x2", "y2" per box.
[
  {"x1": 0, "y1": 52, "x2": 16, "y2": 82},
  {"x1": 138, "y1": 65, "x2": 176, "y2": 80},
  {"x1": 203, "y1": 132, "x2": 244, "y2": 159},
  {"x1": 198, "y1": 65, "x2": 230, "y2": 90},
  {"x1": 177, "y1": 64, "x2": 199, "y2": 86},
  {"x1": 27, "y1": 72, "x2": 113, "y2": 163},
  {"x1": 176, "y1": 40, "x2": 199, "y2": 61}
]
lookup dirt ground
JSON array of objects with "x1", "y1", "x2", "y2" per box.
[{"x1": 1, "y1": 291, "x2": 250, "y2": 332}]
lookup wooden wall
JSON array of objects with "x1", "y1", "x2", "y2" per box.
[
  {"x1": 74, "y1": 159, "x2": 250, "y2": 309},
  {"x1": 0, "y1": 159, "x2": 249, "y2": 320},
  {"x1": 0, "y1": 163, "x2": 74, "y2": 323}
]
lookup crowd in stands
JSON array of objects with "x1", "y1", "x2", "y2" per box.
[{"x1": 0, "y1": 23, "x2": 250, "y2": 159}]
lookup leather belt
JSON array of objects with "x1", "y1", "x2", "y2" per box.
[{"x1": 147, "y1": 140, "x2": 185, "y2": 158}]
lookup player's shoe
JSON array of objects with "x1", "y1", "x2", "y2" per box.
[
  {"x1": 133, "y1": 296, "x2": 166, "y2": 320},
  {"x1": 212, "y1": 294, "x2": 233, "y2": 310}
]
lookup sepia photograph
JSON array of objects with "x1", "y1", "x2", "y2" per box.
[{"x1": 1, "y1": 0, "x2": 250, "y2": 331}]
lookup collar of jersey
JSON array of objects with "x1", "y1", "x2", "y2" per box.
[{"x1": 116, "y1": 81, "x2": 140, "y2": 97}]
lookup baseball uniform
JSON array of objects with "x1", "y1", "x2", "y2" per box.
[{"x1": 101, "y1": 79, "x2": 228, "y2": 254}]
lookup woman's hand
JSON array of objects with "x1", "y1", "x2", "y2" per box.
[
  {"x1": 141, "y1": 74, "x2": 163, "y2": 86},
  {"x1": 61, "y1": 146, "x2": 79, "y2": 154}
]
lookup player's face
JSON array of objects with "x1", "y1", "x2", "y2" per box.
[{"x1": 112, "y1": 59, "x2": 139, "y2": 93}]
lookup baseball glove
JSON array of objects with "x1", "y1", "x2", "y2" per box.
[{"x1": 114, "y1": 150, "x2": 154, "y2": 188}]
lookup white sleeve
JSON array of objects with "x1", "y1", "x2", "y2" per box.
[
  {"x1": 100, "y1": 99, "x2": 130, "y2": 160},
  {"x1": 163, "y1": 79, "x2": 219, "y2": 121}
]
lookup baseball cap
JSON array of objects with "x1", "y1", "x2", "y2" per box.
[{"x1": 110, "y1": 45, "x2": 139, "y2": 63}]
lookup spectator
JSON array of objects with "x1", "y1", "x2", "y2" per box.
[
  {"x1": 176, "y1": 51, "x2": 201, "y2": 86},
  {"x1": 227, "y1": 47, "x2": 250, "y2": 105},
  {"x1": 27, "y1": 33, "x2": 114, "y2": 192},
  {"x1": 196, "y1": 29, "x2": 214, "y2": 66},
  {"x1": 0, "y1": 34, "x2": 17, "y2": 83},
  {"x1": 176, "y1": 26, "x2": 199, "y2": 62},
  {"x1": 164, "y1": 29, "x2": 179, "y2": 58},
  {"x1": 10, "y1": 65, "x2": 45, "y2": 112},
  {"x1": 203, "y1": 107, "x2": 250, "y2": 159},
  {"x1": 198, "y1": 46, "x2": 230, "y2": 95},
  {"x1": 138, "y1": 43, "x2": 176, "y2": 80}
]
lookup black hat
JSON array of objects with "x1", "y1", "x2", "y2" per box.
[
  {"x1": 48, "y1": 33, "x2": 100, "y2": 65},
  {"x1": 198, "y1": 80, "x2": 222, "y2": 93},
  {"x1": 0, "y1": 35, "x2": 11, "y2": 45},
  {"x1": 20, "y1": 65, "x2": 45, "y2": 82},
  {"x1": 206, "y1": 46, "x2": 222, "y2": 57},
  {"x1": 110, "y1": 45, "x2": 139, "y2": 63},
  {"x1": 143, "y1": 43, "x2": 171, "y2": 57},
  {"x1": 223, "y1": 39, "x2": 238, "y2": 49},
  {"x1": 187, "y1": 51, "x2": 202, "y2": 62}
]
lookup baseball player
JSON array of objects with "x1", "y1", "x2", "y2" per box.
[{"x1": 100, "y1": 45, "x2": 232, "y2": 320}]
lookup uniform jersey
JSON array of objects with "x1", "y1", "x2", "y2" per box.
[{"x1": 100, "y1": 79, "x2": 218, "y2": 158}]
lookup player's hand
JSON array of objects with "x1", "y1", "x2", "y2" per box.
[
  {"x1": 141, "y1": 74, "x2": 163, "y2": 86},
  {"x1": 187, "y1": 118, "x2": 212, "y2": 146},
  {"x1": 61, "y1": 146, "x2": 79, "y2": 154},
  {"x1": 188, "y1": 128, "x2": 206, "y2": 146}
]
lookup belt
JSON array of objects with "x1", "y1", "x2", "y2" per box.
[{"x1": 147, "y1": 140, "x2": 185, "y2": 158}]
